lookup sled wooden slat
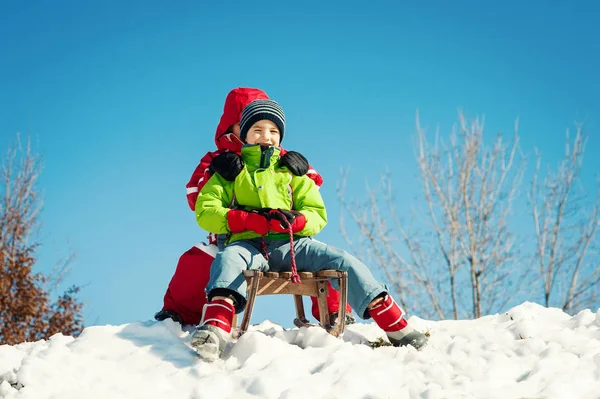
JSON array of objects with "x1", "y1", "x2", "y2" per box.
[
  {"x1": 315, "y1": 270, "x2": 340, "y2": 278},
  {"x1": 237, "y1": 270, "x2": 349, "y2": 338},
  {"x1": 256, "y1": 278, "x2": 276, "y2": 295}
]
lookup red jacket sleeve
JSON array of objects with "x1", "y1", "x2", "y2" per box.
[
  {"x1": 186, "y1": 152, "x2": 217, "y2": 211},
  {"x1": 306, "y1": 164, "x2": 324, "y2": 188}
]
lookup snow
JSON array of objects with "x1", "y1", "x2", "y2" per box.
[{"x1": 2, "y1": 302, "x2": 600, "y2": 399}]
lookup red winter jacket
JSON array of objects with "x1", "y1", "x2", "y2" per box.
[{"x1": 185, "y1": 87, "x2": 324, "y2": 211}]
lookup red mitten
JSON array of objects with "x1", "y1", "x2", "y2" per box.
[
  {"x1": 227, "y1": 209, "x2": 271, "y2": 235},
  {"x1": 268, "y1": 209, "x2": 306, "y2": 233}
]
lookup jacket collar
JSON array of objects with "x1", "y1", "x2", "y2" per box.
[{"x1": 241, "y1": 144, "x2": 281, "y2": 171}]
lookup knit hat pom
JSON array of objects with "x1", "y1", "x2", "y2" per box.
[{"x1": 239, "y1": 99, "x2": 286, "y2": 143}]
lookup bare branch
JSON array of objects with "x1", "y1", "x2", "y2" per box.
[
  {"x1": 338, "y1": 112, "x2": 525, "y2": 320},
  {"x1": 530, "y1": 125, "x2": 599, "y2": 313}
]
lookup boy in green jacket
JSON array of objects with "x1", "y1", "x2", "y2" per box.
[{"x1": 192, "y1": 99, "x2": 428, "y2": 361}]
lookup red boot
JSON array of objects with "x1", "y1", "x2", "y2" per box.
[
  {"x1": 190, "y1": 298, "x2": 235, "y2": 361},
  {"x1": 368, "y1": 295, "x2": 428, "y2": 350}
]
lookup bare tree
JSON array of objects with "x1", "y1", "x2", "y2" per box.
[
  {"x1": 338, "y1": 112, "x2": 526, "y2": 320},
  {"x1": 0, "y1": 134, "x2": 84, "y2": 345},
  {"x1": 530, "y1": 126, "x2": 600, "y2": 313}
]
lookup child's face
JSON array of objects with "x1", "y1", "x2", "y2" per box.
[{"x1": 245, "y1": 120, "x2": 281, "y2": 147}]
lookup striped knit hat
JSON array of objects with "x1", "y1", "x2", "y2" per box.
[{"x1": 239, "y1": 99, "x2": 286, "y2": 143}]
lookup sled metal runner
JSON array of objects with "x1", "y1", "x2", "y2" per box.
[{"x1": 235, "y1": 270, "x2": 349, "y2": 338}]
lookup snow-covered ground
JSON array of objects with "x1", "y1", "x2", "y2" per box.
[{"x1": 1, "y1": 302, "x2": 600, "y2": 399}]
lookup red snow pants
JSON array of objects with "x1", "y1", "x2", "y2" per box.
[{"x1": 162, "y1": 244, "x2": 353, "y2": 326}]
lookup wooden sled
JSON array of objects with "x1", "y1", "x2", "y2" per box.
[{"x1": 233, "y1": 270, "x2": 349, "y2": 338}]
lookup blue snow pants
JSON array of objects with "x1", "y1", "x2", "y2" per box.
[{"x1": 206, "y1": 237, "x2": 388, "y2": 319}]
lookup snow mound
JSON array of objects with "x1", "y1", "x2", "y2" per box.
[{"x1": 2, "y1": 302, "x2": 600, "y2": 399}]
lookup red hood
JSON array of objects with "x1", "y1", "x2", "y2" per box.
[{"x1": 215, "y1": 87, "x2": 269, "y2": 152}]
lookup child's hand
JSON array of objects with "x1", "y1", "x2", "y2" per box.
[
  {"x1": 227, "y1": 209, "x2": 271, "y2": 235},
  {"x1": 280, "y1": 151, "x2": 309, "y2": 176},
  {"x1": 268, "y1": 209, "x2": 300, "y2": 228},
  {"x1": 210, "y1": 152, "x2": 244, "y2": 181},
  {"x1": 267, "y1": 209, "x2": 306, "y2": 233},
  {"x1": 250, "y1": 208, "x2": 272, "y2": 218}
]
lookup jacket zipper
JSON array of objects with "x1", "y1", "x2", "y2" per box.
[{"x1": 260, "y1": 146, "x2": 275, "y2": 169}]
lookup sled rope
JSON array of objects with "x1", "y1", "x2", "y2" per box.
[
  {"x1": 260, "y1": 210, "x2": 300, "y2": 284},
  {"x1": 287, "y1": 222, "x2": 301, "y2": 284}
]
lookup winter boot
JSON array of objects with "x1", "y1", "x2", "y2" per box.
[
  {"x1": 190, "y1": 299, "x2": 235, "y2": 361},
  {"x1": 154, "y1": 309, "x2": 184, "y2": 325},
  {"x1": 368, "y1": 295, "x2": 428, "y2": 350}
]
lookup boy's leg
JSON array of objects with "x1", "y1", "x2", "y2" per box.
[
  {"x1": 205, "y1": 238, "x2": 269, "y2": 313},
  {"x1": 367, "y1": 294, "x2": 428, "y2": 349},
  {"x1": 267, "y1": 238, "x2": 385, "y2": 319},
  {"x1": 269, "y1": 238, "x2": 428, "y2": 350},
  {"x1": 156, "y1": 245, "x2": 215, "y2": 325},
  {"x1": 191, "y1": 239, "x2": 269, "y2": 361}
]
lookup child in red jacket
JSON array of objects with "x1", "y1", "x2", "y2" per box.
[{"x1": 155, "y1": 87, "x2": 353, "y2": 326}]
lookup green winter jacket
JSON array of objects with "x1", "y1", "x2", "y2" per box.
[{"x1": 195, "y1": 144, "x2": 327, "y2": 243}]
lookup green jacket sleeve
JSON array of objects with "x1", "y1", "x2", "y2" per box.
[
  {"x1": 291, "y1": 175, "x2": 327, "y2": 236},
  {"x1": 195, "y1": 173, "x2": 234, "y2": 234}
]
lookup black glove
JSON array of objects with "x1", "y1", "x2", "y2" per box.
[
  {"x1": 267, "y1": 209, "x2": 302, "y2": 229},
  {"x1": 280, "y1": 151, "x2": 309, "y2": 176},
  {"x1": 267, "y1": 209, "x2": 306, "y2": 232},
  {"x1": 249, "y1": 207, "x2": 273, "y2": 218},
  {"x1": 210, "y1": 152, "x2": 244, "y2": 181}
]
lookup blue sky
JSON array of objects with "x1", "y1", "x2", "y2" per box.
[{"x1": 1, "y1": 0, "x2": 599, "y2": 327}]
